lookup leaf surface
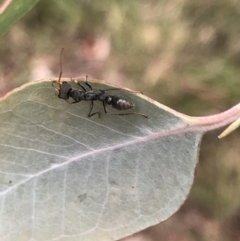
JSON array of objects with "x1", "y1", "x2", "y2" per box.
[{"x1": 0, "y1": 79, "x2": 238, "y2": 241}]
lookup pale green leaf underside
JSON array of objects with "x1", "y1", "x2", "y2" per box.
[
  {"x1": 0, "y1": 79, "x2": 202, "y2": 241},
  {"x1": 0, "y1": 0, "x2": 39, "y2": 36}
]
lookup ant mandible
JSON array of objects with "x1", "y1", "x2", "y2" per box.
[{"x1": 52, "y1": 48, "x2": 148, "y2": 118}]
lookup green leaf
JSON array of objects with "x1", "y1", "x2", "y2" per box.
[
  {"x1": 0, "y1": 0, "x2": 39, "y2": 36},
  {"x1": 0, "y1": 79, "x2": 239, "y2": 241}
]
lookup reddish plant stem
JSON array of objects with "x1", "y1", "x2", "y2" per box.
[{"x1": 188, "y1": 102, "x2": 240, "y2": 133}]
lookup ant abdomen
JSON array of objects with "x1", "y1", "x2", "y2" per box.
[{"x1": 105, "y1": 95, "x2": 134, "y2": 110}]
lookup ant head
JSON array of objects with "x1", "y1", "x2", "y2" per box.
[
  {"x1": 52, "y1": 80, "x2": 71, "y2": 100},
  {"x1": 57, "y1": 81, "x2": 72, "y2": 100}
]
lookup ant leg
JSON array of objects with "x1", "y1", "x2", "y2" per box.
[
  {"x1": 88, "y1": 101, "x2": 94, "y2": 116},
  {"x1": 71, "y1": 101, "x2": 81, "y2": 104},
  {"x1": 70, "y1": 77, "x2": 87, "y2": 91},
  {"x1": 84, "y1": 75, "x2": 93, "y2": 90},
  {"x1": 65, "y1": 99, "x2": 72, "y2": 104},
  {"x1": 102, "y1": 102, "x2": 107, "y2": 113},
  {"x1": 77, "y1": 83, "x2": 86, "y2": 92},
  {"x1": 88, "y1": 101, "x2": 101, "y2": 118},
  {"x1": 63, "y1": 99, "x2": 81, "y2": 104},
  {"x1": 110, "y1": 112, "x2": 148, "y2": 118}
]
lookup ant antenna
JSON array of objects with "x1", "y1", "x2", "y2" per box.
[
  {"x1": 52, "y1": 48, "x2": 64, "y2": 94},
  {"x1": 58, "y1": 47, "x2": 64, "y2": 85}
]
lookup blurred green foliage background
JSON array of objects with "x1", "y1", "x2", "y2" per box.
[{"x1": 0, "y1": 0, "x2": 240, "y2": 240}]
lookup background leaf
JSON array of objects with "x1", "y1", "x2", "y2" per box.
[
  {"x1": 0, "y1": 79, "x2": 205, "y2": 241},
  {"x1": 0, "y1": 0, "x2": 39, "y2": 36},
  {"x1": 1, "y1": 0, "x2": 240, "y2": 240}
]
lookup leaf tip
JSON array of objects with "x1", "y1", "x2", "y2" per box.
[{"x1": 218, "y1": 118, "x2": 240, "y2": 139}]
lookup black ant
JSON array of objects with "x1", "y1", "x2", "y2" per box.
[{"x1": 52, "y1": 48, "x2": 148, "y2": 118}]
